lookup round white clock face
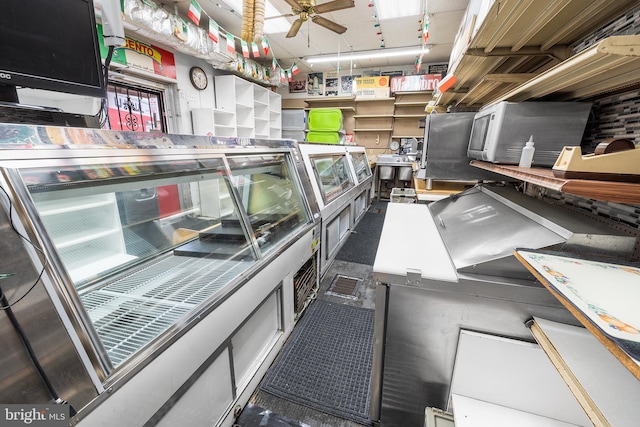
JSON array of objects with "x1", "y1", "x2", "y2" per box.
[
  {"x1": 189, "y1": 67, "x2": 208, "y2": 90},
  {"x1": 390, "y1": 140, "x2": 400, "y2": 151}
]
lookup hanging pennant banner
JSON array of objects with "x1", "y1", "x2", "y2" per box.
[
  {"x1": 251, "y1": 42, "x2": 260, "y2": 57},
  {"x1": 241, "y1": 39, "x2": 250, "y2": 58},
  {"x1": 226, "y1": 32, "x2": 235, "y2": 55},
  {"x1": 188, "y1": 0, "x2": 202, "y2": 26},
  {"x1": 208, "y1": 19, "x2": 219, "y2": 43}
]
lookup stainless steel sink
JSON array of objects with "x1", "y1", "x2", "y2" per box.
[{"x1": 376, "y1": 154, "x2": 415, "y2": 165}]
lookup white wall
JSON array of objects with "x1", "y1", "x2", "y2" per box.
[{"x1": 170, "y1": 51, "x2": 217, "y2": 135}]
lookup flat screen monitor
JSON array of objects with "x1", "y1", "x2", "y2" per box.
[{"x1": 0, "y1": 0, "x2": 105, "y2": 100}]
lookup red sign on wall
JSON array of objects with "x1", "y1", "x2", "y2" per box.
[{"x1": 390, "y1": 74, "x2": 442, "y2": 93}]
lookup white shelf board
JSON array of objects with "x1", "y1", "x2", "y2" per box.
[{"x1": 451, "y1": 394, "x2": 583, "y2": 427}]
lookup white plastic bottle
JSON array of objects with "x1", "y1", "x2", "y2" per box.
[{"x1": 518, "y1": 135, "x2": 535, "y2": 167}]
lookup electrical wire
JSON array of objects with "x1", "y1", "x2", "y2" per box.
[
  {"x1": 0, "y1": 184, "x2": 75, "y2": 414},
  {"x1": 0, "y1": 184, "x2": 47, "y2": 310},
  {"x1": 97, "y1": 46, "x2": 115, "y2": 129}
]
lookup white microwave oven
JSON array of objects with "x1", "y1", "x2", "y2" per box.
[{"x1": 467, "y1": 101, "x2": 592, "y2": 166}]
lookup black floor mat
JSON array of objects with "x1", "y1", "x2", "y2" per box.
[
  {"x1": 335, "y1": 204, "x2": 387, "y2": 265},
  {"x1": 259, "y1": 299, "x2": 375, "y2": 425}
]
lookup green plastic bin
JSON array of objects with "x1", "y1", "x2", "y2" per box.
[
  {"x1": 308, "y1": 108, "x2": 343, "y2": 131},
  {"x1": 306, "y1": 131, "x2": 341, "y2": 144}
]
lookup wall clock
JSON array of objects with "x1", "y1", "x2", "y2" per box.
[{"x1": 189, "y1": 66, "x2": 208, "y2": 90}]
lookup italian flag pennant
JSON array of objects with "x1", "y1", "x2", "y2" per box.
[
  {"x1": 188, "y1": 0, "x2": 202, "y2": 26},
  {"x1": 271, "y1": 57, "x2": 277, "y2": 71},
  {"x1": 423, "y1": 21, "x2": 429, "y2": 44},
  {"x1": 252, "y1": 42, "x2": 260, "y2": 57},
  {"x1": 415, "y1": 54, "x2": 423, "y2": 73},
  {"x1": 291, "y1": 62, "x2": 300, "y2": 75},
  {"x1": 226, "y1": 32, "x2": 235, "y2": 55},
  {"x1": 287, "y1": 69, "x2": 292, "y2": 82},
  {"x1": 262, "y1": 36, "x2": 270, "y2": 55},
  {"x1": 241, "y1": 39, "x2": 250, "y2": 58},
  {"x1": 208, "y1": 19, "x2": 219, "y2": 43},
  {"x1": 280, "y1": 70, "x2": 286, "y2": 83}
]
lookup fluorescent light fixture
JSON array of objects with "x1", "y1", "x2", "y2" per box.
[
  {"x1": 376, "y1": 0, "x2": 422, "y2": 20},
  {"x1": 305, "y1": 47, "x2": 428, "y2": 64},
  {"x1": 219, "y1": 0, "x2": 293, "y2": 34}
]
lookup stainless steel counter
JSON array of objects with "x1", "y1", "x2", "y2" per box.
[{"x1": 369, "y1": 186, "x2": 635, "y2": 426}]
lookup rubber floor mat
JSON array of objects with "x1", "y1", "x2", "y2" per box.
[
  {"x1": 335, "y1": 209, "x2": 386, "y2": 266},
  {"x1": 259, "y1": 299, "x2": 375, "y2": 425}
]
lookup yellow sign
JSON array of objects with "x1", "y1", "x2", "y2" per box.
[
  {"x1": 355, "y1": 76, "x2": 390, "y2": 89},
  {"x1": 123, "y1": 38, "x2": 163, "y2": 64}
]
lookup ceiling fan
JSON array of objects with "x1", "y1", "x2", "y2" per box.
[{"x1": 280, "y1": 0, "x2": 355, "y2": 38}]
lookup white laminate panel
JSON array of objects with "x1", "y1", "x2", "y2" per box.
[
  {"x1": 450, "y1": 330, "x2": 590, "y2": 426},
  {"x1": 451, "y1": 394, "x2": 583, "y2": 427},
  {"x1": 373, "y1": 203, "x2": 457, "y2": 282}
]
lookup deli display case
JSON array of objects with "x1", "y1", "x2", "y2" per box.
[
  {"x1": 0, "y1": 123, "x2": 321, "y2": 427},
  {"x1": 298, "y1": 143, "x2": 373, "y2": 277}
]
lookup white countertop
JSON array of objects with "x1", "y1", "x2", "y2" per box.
[{"x1": 373, "y1": 203, "x2": 458, "y2": 283}]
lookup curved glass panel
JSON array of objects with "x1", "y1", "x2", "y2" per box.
[
  {"x1": 309, "y1": 154, "x2": 355, "y2": 204},
  {"x1": 227, "y1": 154, "x2": 311, "y2": 254},
  {"x1": 21, "y1": 157, "x2": 257, "y2": 367},
  {"x1": 350, "y1": 151, "x2": 372, "y2": 183}
]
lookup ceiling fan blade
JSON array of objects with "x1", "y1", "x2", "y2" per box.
[
  {"x1": 282, "y1": 0, "x2": 303, "y2": 10},
  {"x1": 265, "y1": 13, "x2": 295, "y2": 20},
  {"x1": 311, "y1": 15, "x2": 347, "y2": 34},
  {"x1": 313, "y1": 0, "x2": 355, "y2": 14},
  {"x1": 286, "y1": 19, "x2": 304, "y2": 38}
]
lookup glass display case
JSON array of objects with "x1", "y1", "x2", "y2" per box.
[
  {"x1": 0, "y1": 124, "x2": 320, "y2": 425},
  {"x1": 349, "y1": 149, "x2": 373, "y2": 183},
  {"x1": 309, "y1": 153, "x2": 355, "y2": 204},
  {"x1": 12, "y1": 151, "x2": 312, "y2": 370},
  {"x1": 227, "y1": 154, "x2": 310, "y2": 254},
  {"x1": 298, "y1": 143, "x2": 373, "y2": 277}
]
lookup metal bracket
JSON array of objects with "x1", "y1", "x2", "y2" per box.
[{"x1": 406, "y1": 268, "x2": 422, "y2": 286}]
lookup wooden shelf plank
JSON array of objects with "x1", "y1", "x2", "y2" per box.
[
  {"x1": 304, "y1": 96, "x2": 355, "y2": 103},
  {"x1": 438, "y1": 1, "x2": 638, "y2": 108},
  {"x1": 304, "y1": 106, "x2": 355, "y2": 112},
  {"x1": 353, "y1": 128, "x2": 393, "y2": 132},
  {"x1": 393, "y1": 101, "x2": 429, "y2": 106},
  {"x1": 527, "y1": 317, "x2": 640, "y2": 427},
  {"x1": 470, "y1": 160, "x2": 640, "y2": 204},
  {"x1": 515, "y1": 251, "x2": 640, "y2": 382},
  {"x1": 354, "y1": 98, "x2": 395, "y2": 103},
  {"x1": 490, "y1": 35, "x2": 640, "y2": 104}
]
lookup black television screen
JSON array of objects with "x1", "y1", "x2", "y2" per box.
[{"x1": 0, "y1": 0, "x2": 105, "y2": 98}]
